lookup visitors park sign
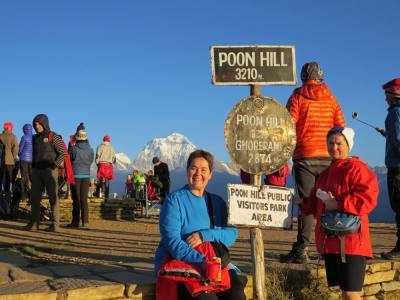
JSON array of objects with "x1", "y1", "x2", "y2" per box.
[
  {"x1": 211, "y1": 45, "x2": 296, "y2": 85},
  {"x1": 227, "y1": 184, "x2": 294, "y2": 228}
]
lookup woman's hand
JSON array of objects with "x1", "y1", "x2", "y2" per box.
[
  {"x1": 324, "y1": 192, "x2": 338, "y2": 211},
  {"x1": 186, "y1": 232, "x2": 203, "y2": 248}
]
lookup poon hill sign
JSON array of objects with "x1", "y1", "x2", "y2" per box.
[{"x1": 210, "y1": 45, "x2": 297, "y2": 85}]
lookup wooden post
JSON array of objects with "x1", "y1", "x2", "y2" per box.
[{"x1": 249, "y1": 84, "x2": 266, "y2": 300}]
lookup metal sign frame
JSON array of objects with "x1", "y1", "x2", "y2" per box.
[{"x1": 210, "y1": 45, "x2": 297, "y2": 85}]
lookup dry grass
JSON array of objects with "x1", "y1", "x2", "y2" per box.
[{"x1": 264, "y1": 267, "x2": 333, "y2": 300}]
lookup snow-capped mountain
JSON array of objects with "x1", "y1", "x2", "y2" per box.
[
  {"x1": 132, "y1": 132, "x2": 196, "y2": 172},
  {"x1": 131, "y1": 132, "x2": 238, "y2": 175},
  {"x1": 108, "y1": 132, "x2": 239, "y2": 198},
  {"x1": 115, "y1": 153, "x2": 132, "y2": 172}
]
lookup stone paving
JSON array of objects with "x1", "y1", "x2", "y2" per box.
[
  {"x1": 0, "y1": 218, "x2": 397, "y2": 299},
  {"x1": 0, "y1": 247, "x2": 155, "y2": 299}
]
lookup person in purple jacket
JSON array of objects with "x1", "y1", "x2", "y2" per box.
[{"x1": 18, "y1": 124, "x2": 33, "y2": 200}]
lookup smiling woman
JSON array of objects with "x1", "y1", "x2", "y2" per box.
[{"x1": 155, "y1": 149, "x2": 245, "y2": 300}]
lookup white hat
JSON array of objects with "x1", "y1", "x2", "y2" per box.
[
  {"x1": 327, "y1": 127, "x2": 355, "y2": 151},
  {"x1": 75, "y1": 129, "x2": 88, "y2": 141}
]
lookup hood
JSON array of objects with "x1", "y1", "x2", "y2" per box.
[
  {"x1": 32, "y1": 114, "x2": 50, "y2": 134},
  {"x1": 23, "y1": 123, "x2": 33, "y2": 136},
  {"x1": 294, "y1": 80, "x2": 335, "y2": 101},
  {"x1": 75, "y1": 140, "x2": 91, "y2": 149}
]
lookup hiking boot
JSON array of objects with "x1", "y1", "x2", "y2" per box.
[
  {"x1": 280, "y1": 246, "x2": 309, "y2": 264},
  {"x1": 382, "y1": 247, "x2": 400, "y2": 260},
  {"x1": 25, "y1": 222, "x2": 39, "y2": 231},
  {"x1": 45, "y1": 224, "x2": 59, "y2": 232}
]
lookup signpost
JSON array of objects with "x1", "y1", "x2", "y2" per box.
[
  {"x1": 211, "y1": 45, "x2": 296, "y2": 85},
  {"x1": 224, "y1": 94, "x2": 296, "y2": 175},
  {"x1": 211, "y1": 45, "x2": 297, "y2": 300},
  {"x1": 227, "y1": 184, "x2": 294, "y2": 228}
]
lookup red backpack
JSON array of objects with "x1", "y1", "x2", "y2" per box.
[{"x1": 49, "y1": 132, "x2": 75, "y2": 185}]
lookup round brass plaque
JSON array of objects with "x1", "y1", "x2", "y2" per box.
[{"x1": 224, "y1": 95, "x2": 296, "y2": 175}]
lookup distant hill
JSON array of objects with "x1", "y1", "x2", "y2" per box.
[{"x1": 105, "y1": 134, "x2": 394, "y2": 223}]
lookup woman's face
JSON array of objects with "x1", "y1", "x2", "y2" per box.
[
  {"x1": 327, "y1": 133, "x2": 350, "y2": 160},
  {"x1": 187, "y1": 157, "x2": 213, "y2": 195}
]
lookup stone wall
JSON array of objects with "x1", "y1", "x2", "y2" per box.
[
  {"x1": 307, "y1": 261, "x2": 400, "y2": 300},
  {"x1": 18, "y1": 197, "x2": 142, "y2": 222}
]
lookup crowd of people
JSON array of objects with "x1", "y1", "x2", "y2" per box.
[{"x1": 1, "y1": 68, "x2": 400, "y2": 299}]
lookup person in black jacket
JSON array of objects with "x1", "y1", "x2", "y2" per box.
[
  {"x1": 25, "y1": 114, "x2": 66, "y2": 232},
  {"x1": 152, "y1": 156, "x2": 170, "y2": 200}
]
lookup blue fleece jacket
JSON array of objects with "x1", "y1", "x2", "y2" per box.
[
  {"x1": 385, "y1": 104, "x2": 400, "y2": 167},
  {"x1": 69, "y1": 141, "x2": 94, "y2": 178},
  {"x1": 154, "y1": 185, "x2": 237, "y2": 272}
]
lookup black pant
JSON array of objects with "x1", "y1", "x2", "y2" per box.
[
  {"x1": 293, "y1": 158, "x2": 331, "y2": 248},
  {"x1": 30, "y1": 168, "x2": 59, "y2": 227},
  {"x1": 177, "y1": 270, "x2": 245, "y2": 300},
  {"x1": 20, "y1": 161, "x2": 32, "y2": 199},
  {"x1": 0, "y1": 164, "x2": 14, "y2": 193},
  {"x1": 70, "y1": 178, "x2": 90, "y2": 225},
  {"x1": 388, "y1": 167, "x2": 400, "y2": 239},
  {"x1": 160, "y1": 178, "x2": 170, "y2": 198},
  {"x1": 95, "y1": 179, "x2": 109, "y2": 198}
]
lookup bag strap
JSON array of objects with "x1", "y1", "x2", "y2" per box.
[{"x1": 204, "y1": 192, "x2": 215, "y2": 229}]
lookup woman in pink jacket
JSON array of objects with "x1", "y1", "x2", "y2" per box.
[{"x1": 299, "y1": 127, "x2": 378, "y2": 300}]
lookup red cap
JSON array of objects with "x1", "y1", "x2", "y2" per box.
[
  {"x1": 383, "y1": 78, "x2": 400, "y2": 96},
  {"x1": 3, "y1": 122, "x2": 13, "y2": 131},
  {"x1": 103, "y1": 135, "x2": 110, "y2": 142}
]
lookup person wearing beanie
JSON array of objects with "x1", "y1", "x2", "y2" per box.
[
  {"x1": 380, "y1": 78, "x2": 400, "y2": 260},
  {"x1": 18, "y1": 124, "x2": 33, "y2": 200},
  {"x1": 297, "y1": 126, "x2": 378, "y2": 299},
  {"x1": 68, "y1": 123, "x2": 94, "y2": 228},
  {"x1": 0, "y1": 121, "x2": 19, "y2": 195},
  {"x1": 282, "y1": 61, "x2": 346, "y2": 264},
  {"x1": 94, "y1": 135, "x2": 116, "y2": 198}
]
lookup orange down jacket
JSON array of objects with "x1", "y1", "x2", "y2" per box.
[
  {"x1": 301, "y1": 157, "x2": 378, "y2": 258},
  {"x1": 286, "y1": 80, "x2": 346, "y2": 160}
]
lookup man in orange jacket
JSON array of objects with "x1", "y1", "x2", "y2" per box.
[{"x1": 281, "y1": 62, "x2": 346, "y2": 263}]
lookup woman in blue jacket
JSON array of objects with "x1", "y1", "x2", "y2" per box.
[
  {"x1": 68, "y1": 123, "x2": 94, "y2": 228},
  {"x1": 155, "y1": 149, "x2": 245, "y2": 300},
  {"x1": 18, "y1": 124, "x2": 33, "y2": 200}
]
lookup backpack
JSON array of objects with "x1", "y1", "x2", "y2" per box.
[{"x1": 48, "y1": 132, "x2": 75, "y2": 185}]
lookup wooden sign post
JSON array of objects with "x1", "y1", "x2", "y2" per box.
[
  {"x1": 211, "y1": 45, "x2": 297, "y2": 300},
  {"x1": 250, "y1": 84, "x2": 266, "y2": 300}
]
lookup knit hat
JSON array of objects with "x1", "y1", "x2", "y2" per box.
[
  {"x1": 76, "y1": 129, "x2": 88, "y2": 141},
  {"x1": 327, "y1": 127, "x2": 355, "y2": 151},
  {"x1": 76, "y1": 122, "x2": 86, "y2": 132},
  {"x1": 103, "y1": 135, "x2": 110, "y2": 142},
  {"x1": 3, "y1": 122, "x2": 13, "y2": 131},
  {"x1": 301, "y1": 61, "x2": 324, "y2": 82},
  {"x1": 383, "y1": 78, "x2": 400, "y2": 98}
]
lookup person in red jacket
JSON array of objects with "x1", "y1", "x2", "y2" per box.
[
  {"x1": 281, "y1": 61, "x2": 346, "y2": 263},
  {"x1": 297, "y1": 127, "x2": 378, "y2": 299},
  {"x1": 264, "y1": 163, "x2": 289, "y2": 187}
]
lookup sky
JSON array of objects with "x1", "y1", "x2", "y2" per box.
[{"x1": 0, "y1": 0, "x2": 398, "y2": 167}]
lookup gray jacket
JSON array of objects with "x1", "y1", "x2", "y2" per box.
[
  {"x1": 0, "y1": 131, "x2": 19, "y2": 165},
  {"x1": 95, "y1": 142, "x2": 116, "y2": 165}
]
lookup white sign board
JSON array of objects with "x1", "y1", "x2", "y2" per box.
[{"x1": 227, "y1": 183, "x2": 294, "y2": 228}]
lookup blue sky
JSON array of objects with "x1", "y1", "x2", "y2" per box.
[{"x1": 0, "y1": 0, "x2": 398, "y2": 167}]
